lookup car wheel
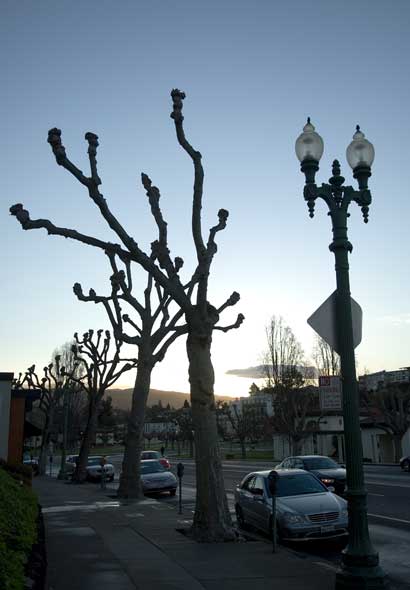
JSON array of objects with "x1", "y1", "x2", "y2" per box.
[
  {"x1": 403, "y1": 460, "x2": 410, "y2": 473},
  {"x1": 235, "y1": 505, "x2": 246, "y2": 529},
  {"x1": 169, "y1": 489, "x2": 176, "y2": 497}
]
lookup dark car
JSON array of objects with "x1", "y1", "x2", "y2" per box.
[
  {"x1": 276, "y1": 455, "x2": 346, "y2": 495},
  {"x1": 399, "y1": 456, "x2": 410, "y2": 472},
  {"x1": 23, "y1": 455, "x2": 39, "y2": 476}
]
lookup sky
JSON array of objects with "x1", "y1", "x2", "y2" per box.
[{"x1": 2, "y1": 0, "x2": 409, "y2": 398}]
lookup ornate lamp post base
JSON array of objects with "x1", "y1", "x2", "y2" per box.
[{"x1": 335, "y1": 563, "x2": 388, "y2": 589}]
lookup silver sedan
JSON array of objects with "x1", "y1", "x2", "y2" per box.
[
  {"x1": 235, "y1": 469, "x2": 348, "y2": 542},
  {"x1": 141, "y1": 460, "x2": 177, "y2": 496}
]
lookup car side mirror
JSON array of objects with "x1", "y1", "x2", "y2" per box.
[{"x1": 339, "y1": 464, "x2": 345, "y2": 468}]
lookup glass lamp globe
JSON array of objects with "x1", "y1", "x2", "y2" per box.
[
  {"x1": 346, "y1": 126, "x2": 375, "y2": 169},
  {"x1": 295, "y1": 118, "x2": 324, "y2": 163}
]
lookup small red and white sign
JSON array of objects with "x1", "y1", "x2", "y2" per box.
[{"x1": 319, "y1": 375, "x2": 342, "y2": 411}]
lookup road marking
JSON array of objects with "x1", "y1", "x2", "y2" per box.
[
  {"x1": 368, "y1": 513, "x2": 410, "y2": 525},
  {"x1": 368, "y1": 493, "x2": 385, "y2": 497},
  {"x1": 366, "y1": 480, "x2": 410, "y2": 489}
]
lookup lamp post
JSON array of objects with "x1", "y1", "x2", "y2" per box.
[{"x1": 295, "y1": 121, "x2": 387, "y2": 589}]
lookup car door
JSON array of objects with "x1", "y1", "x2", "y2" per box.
[
  {"x1": 239, "y1": 475, "x2": 256, "y2": 524},
  {"x1": 248, "y1": 475, "x2": 270, "y2": 531}
]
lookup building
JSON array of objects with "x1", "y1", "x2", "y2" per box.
[{"x1": 359, "y1": 367, "x2": 410, "y2": 392}]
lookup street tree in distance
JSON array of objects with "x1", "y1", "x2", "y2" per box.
[
  {"x1": 63, "y1": 329, "x2": 137, "y2": 482},
  {"x1": 312, "y1": 335, "x2": 340, "y2": 377},
  {"x1": 11, "y1": 89, "x2": 244, "y2": 541},
  {"x1": 262, "y1": 316, "x2": 316, "y2": 455}
]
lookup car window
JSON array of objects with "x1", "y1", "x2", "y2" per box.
[
  {"x1": 141, "y1": 451, "x2": 159, "y2": 459},
  {"x1": 303, "y1": 457, "x2": 339, "y2": 470},
  {"x1": 241, "y1": 475, "x2": 255, "y2": 491},
  {"x1": 268, "y1": 473, "x2": 327, "y2": 497},
  {"x1": 253, "y1": 475, "x2": 265, "y2": 495},
  {"x1": 140, "y1": 461, "x2": 166, "y2": 474},
  {"x1": 294, "y1": 459, "x2": 304, "y2": 469},
  {"x1": 87, "y1": 457, "x2": 103, "y2": 466},
  {"x1": 287, "y1": 459, "x2": 295, "y2": 469}
]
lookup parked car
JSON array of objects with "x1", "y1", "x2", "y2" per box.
[
  {"x1": 141, "y1": 450, "x2": 171, "y2": 469},
  {"x1": 235, "y1": 469, "x2": 348, "y2": 542},
  {"x1": 399, "y1": 455, "x2": 410, "y2": 472},
  {"x1": 140, "y1": 459, "x2": 177, "y2": 496},
  {"x1": 23, "y1": 455, "x2": 39, "y2": 476},
  {"x1": 65, "y1": 455, "x2": 115, "y2": 482},
  {"x1": 275, "y1": 455, "x2": 346, "y2": 495}
]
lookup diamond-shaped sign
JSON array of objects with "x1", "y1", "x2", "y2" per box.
[{"x1": 307, "y1": 291, "x2": 362, "y2": 354}]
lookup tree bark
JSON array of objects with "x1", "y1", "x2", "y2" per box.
[
  {"x1": 38, "y1": 407, "x2": 53, "y2": 475},
  {"x1": 73, "y1": 399, "x2": 99, "y2": 483},
  {"x1": 240, "y1": 439, "x2": 247, "y2": 460},
  {"x1": 187, "y1": 326, "x2": 236, "y2": 542},
  {"x1": 117, "y1": 358, "x2": 152, "y2": 498},
  {"x1": 393, "y1": 435, "x2": 403, "y2": 463}
]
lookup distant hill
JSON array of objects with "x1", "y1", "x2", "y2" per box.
[{"x1": 107, "y1": 388, "x2": 233, "y2": 411}]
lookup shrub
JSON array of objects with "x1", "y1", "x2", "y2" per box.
[
  {"x1": 0, "y1": 468, "x2": 38, "y2": 590},
  {"x1": 0, "y1": 459, "x2": 33, "y2": 487}
]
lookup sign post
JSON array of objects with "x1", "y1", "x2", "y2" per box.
[
  {"x1": 49, "y1": 454, "x2": 53, "y2": 477},
  {"x1": 267, "y1": 470, "x2": 279, "y2": 553},
  {"x1": 177, "y1": 462, "x2": 184, "y2": 515}
]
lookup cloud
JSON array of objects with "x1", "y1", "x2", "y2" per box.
[
  {"x1": 379, "y1": 313, "x2": 410, "y2": 326},
  {"x1": 226, "y1": 365, "x2": 317, "y2": 379}
]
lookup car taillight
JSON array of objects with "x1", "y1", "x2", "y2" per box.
[{"x1": 160, "y1": 459, "x2": 170, "y2": 469}]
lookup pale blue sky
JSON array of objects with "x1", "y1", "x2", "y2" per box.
[{"x1": 2, "y1": 0, "x2": 409, "y2": 396}]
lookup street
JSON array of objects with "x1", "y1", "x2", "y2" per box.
[
  {"x1": 102, "y1": 455, "x2": 409, "y2": 588},
  {"x1": 50, "y1": 455, "x2": 409, "y2": 588}
]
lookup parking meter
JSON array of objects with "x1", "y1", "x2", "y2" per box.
[
  {"x1": 177, "y1": 462, "x2": 184, "y2": 514},
  {"x1": 268, "y1": 470, "x2": 279, "y2": 553}
]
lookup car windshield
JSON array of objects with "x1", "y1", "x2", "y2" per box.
[
  {"x1": 268, "y1": 473, "x2": 327, "y2": 497},
  {"x1": 303, "y1": 457, "x2": 339, "y2": 470},
  {"x1": 141, "y1": 461, "x2": 166, "y2": 474},
  {"x1": 88, "y1": 457, "x2": 104, "y2": 466},
  {"x1": 141, "y1": 452, "x2": 159, "y2": 459}
]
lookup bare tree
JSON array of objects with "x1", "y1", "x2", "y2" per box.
[
  {"x1": 11, "y1": 90, "x2": 243, "y2": 540},
  {"x1": 262, "y1": 316, "x2": 317, "y2": 454},
  {"x1": 263, "y1": 316, "x2": 305, "y2": 389},
  {"x1": 73, "y1": 254, "x2": 188, "y2": 498},
  {"x1": 62, "y1": 329, "x2": 137, "y2": 482},
  {"x1": 216, "y1": 401, "x2": 263, "y2": 459},
  {"x1": 312, "y1": 335, "x2": 340, "y2": 377},
  {"x1": 14, "y1": 361, "x2": 65, "y2": 474}
]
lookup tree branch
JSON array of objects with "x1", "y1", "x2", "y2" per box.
[{"x1": 214, "y1": 313, "x2": 245, "y2": 333}]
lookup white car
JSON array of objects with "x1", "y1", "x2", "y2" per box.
[
  {"x1": 140, "y1": 460, "x2": 177, "y2": 496},
  {"x1": 66, "y1": 455, "x2": 115, "y2": 482}
]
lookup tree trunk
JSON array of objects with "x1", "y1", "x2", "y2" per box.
[
  {"x1": 291, "y1": 435, "x2": 303, "y2": 456},
  {"x1": 393, "y1": 435, "x2": 403, "y2": 463},
  {"x1": 38, "y1": 407, "x2": 53, "y2": 475},
  {"x1": 240, "y1": 439, "x2": 246, "y2": 460},
  {"x1": 187, "y1": 327, "x2": 236, "y2": 542},
  {"x1": 117, "y1": 358, "x2": 152, "y2": 499},
  {"x1": 73, "y1": 398, "x2": 99, "y2": 483}
]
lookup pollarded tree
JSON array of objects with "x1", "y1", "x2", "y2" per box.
[
  {"x1": 64, "y1": 329, "x2": 137, "y2": 482},
  {"x1": 11, "y1": 89, "x2": 243, "y2": 541},
  {"x1": 14, "y1": 360, "x2": 67, "y2": 474},
  {"x1": 73, "y1": 251, "x2": 189, "y2": 498}
]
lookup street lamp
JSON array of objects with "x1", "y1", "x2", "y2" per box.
[{"x1": 295, "y1": 121, "x2": 387, "y2": 589}]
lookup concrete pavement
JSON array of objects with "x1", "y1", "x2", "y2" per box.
[{"x1": 34, "y1": 476, "x2": 337, "y2": 590}]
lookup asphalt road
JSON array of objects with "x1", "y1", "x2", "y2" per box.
[{"x1": 77, "y1": 454, "x2": 410, "y2": 588}]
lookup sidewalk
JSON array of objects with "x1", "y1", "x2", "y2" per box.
[{"x1": 34, "y1": 476, "x2": 336, "y2": 590}]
